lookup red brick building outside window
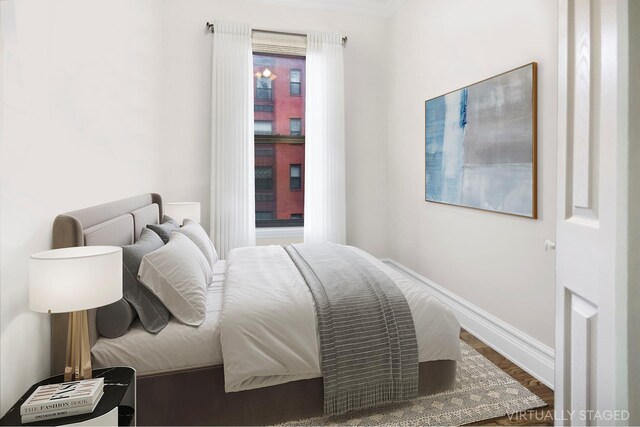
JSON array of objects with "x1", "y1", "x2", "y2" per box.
[{"x1": 253, "y1": 54, "x2": 305, "y2": 226}]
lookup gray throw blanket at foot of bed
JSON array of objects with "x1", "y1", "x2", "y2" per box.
[{"x1": 284, "y1": 243, "x2": 419, "y2": 415}]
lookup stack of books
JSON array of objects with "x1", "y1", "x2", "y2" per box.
[{"x1": 20, "y1": 377, "x2": 104, "y2": 423}]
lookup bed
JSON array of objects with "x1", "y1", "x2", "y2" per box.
[{"x1": 51, "y1": 193, "x2": 461, "y2": 425}]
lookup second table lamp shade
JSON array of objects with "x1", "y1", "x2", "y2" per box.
[{"x1": 164, "y1": 202, "x2": 201, "y2": 224}]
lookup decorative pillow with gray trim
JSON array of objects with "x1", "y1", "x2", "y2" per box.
[
  {"x1": 138, "y1": 232, "x2": 213, "y2": 327},
  {"x1": 174, "y1": 219, "x2": 219, "y2": 269}
]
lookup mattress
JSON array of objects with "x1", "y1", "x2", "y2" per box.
[
  {"x1": 93, "y1": 247, "x2": 461, "y2": 386},
  {"x1": 91, "y1": 261, "x2": 226, "y2": 376}
]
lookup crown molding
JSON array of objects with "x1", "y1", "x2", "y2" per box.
[{"x1": 253, "y1": 0, "x2": 407, "y2": 17}]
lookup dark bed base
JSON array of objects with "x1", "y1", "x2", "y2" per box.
[{"x1": 137, "y1": 360, "x2": 457, "y2": 426}]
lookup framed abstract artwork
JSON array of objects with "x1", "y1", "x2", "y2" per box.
[{"x1": 425, "y1": 63, "x2": 537, "y2": 218}]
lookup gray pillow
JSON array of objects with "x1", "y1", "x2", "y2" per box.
[
  {"x1": 122, "y1": 228, "x2": 170, "y2": 333},
  {"x1": 96, "y1": 298, "x2": 137, "y2": 338},
  {"x1": 174, "y1": 219, "x2": 219, "y2": 269},
  {"x1": 138, "y1": 232, "x2": 212, "y2": 326},
  {"x1": 147, "y1": 217, "x2": 179, "y2": 244}
]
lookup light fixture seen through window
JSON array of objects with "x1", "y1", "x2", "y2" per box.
[{"x1": 255, "y1": 67, "x2": 277, "y2": 80}]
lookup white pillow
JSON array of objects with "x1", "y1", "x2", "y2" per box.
[
  {"x1": 138, "y1": 232, "x2": 213, "y2": 326},
  {"x1": 174, "y1": 219, "x2": 219, "y2": 270}
]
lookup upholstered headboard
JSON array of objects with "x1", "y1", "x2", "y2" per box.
[{"x1": 50, "y1": 193, "x2": 163, "y2": 375}]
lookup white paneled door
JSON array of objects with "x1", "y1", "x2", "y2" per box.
[{"x1": 556, "y1": 0, "x2": 630, "y2": 425}]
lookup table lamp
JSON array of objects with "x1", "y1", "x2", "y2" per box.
[
  {"x1": 164, "y1": 202, "x2": 201, "y2": 224},
  {"x1": 30, "y1": 246, "x2": 122, "y2": 381}
]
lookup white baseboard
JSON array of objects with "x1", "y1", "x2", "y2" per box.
[{"x1": 382, "y1": 258, "x2": 555, "y2": 390}]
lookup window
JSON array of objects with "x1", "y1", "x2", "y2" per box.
[
  {"x1": 256, "y1": 211, "x2": 274, "y2": 220},
  {"x1": 254, "y1": 120, "x2": 273, "y2": 135},
  {"x1": 254, "y1": 54, "x2": 305, "y2": 227},
  {"x1": 255, "y1": 104, "x2": 274, "y2": 112},
  {"x1": 290, "y1": 118, "x2": 302, "y2": 136},
  {"x1": 256, "y1": 77, "x2": 272, "y2": 100},
  {"x1": 255, "y1": 166, "x2": 273, "y2": 190},
  {"x1": 290, "y1": 69, "x2": 301, "y2": 95},
  {"x1": 255, "y1": 145, "x2": 274, "y2": 157},
  {"x1": 255, "y1": 194, "x2": 274, "y2": 202},
  {"x1": 290, "y1": 164, "x2": 301, "y2": 190}
]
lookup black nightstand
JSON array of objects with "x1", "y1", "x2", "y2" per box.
[{"x1": 0, "y1": 367, "x2": 136, "y2": 426}]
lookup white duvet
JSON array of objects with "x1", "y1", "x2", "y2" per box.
[{"x1": 220, "y1": 245, "x2": 462, "y2": 392}]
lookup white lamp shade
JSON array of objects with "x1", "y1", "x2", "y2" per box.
[
  {"x1": 164, "y1": 202, "x2": 201, "y2": 224},
  {"x1": 29, "y1": 246, "x2": 123, "y2": 313}
]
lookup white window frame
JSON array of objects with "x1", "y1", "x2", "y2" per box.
[{"x1": 256, "y1": 226, "x2": 304, "y2": 239}]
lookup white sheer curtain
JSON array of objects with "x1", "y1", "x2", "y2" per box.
[
  {"x1": 210, "y1": 21, "x2": 255, "y2": 259},
  {"x1": 304, "y1": 32, "x2": 346, "y2": 244}
]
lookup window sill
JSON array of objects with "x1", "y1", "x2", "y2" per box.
[{"x1": 256, "y1": 226, "x2": 304, "y2": 239}]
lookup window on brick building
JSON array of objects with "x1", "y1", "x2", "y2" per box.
[
  {"x1": 255, "y1": 104, "x2": 274, "y2": 112},
  {"x1": 290, "y1": 164, "x2": 301, "y2": 190},
  {"x1": 254, "y1": 53, "x2": 305, "y2": 228},
  {"x1": 290, "y1": 118, "x2": 302, "y2": 136},
  {"x1": 290, "y1": 69, "x2": 301, "y2": 95},
  {"x1": 255, "y1": 166, "x2": 273, "y2": 190},
  {"x1": 256, "y1": 211, "x2": 274, "y2": 220},
  {"x1": 256, "y1": 76, "x2": 273, "y2": 100},
  {"x1": 254, "y1": 120, "x2": 273, "y2": 135}
]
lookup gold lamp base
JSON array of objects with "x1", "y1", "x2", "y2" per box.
[{"x1": 64, "y1": 310, "x2": 92, "y2": 381}]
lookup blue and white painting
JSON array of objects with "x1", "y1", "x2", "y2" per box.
[{"x1": 425, "y1": 63, "x2": 536, "y2": 218}]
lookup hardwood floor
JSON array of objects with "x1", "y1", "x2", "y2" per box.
[{"x1": 460, "y1": 329, "x2": 554, "y2": 426}]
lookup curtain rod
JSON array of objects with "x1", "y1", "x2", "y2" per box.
[{"x1": 205, "y1": 22, "x2": 347, "y2": 46}]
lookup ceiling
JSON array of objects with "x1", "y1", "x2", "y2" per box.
[{"x1": 254, "y1": 0, "x2": 407, "y2": 17}]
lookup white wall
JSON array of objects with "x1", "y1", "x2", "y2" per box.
[
  {"x1": 159, "y1": 0, "x2": 390, "y2": 257},
  {"x1": 0, "y1": 0, "x2": 167, "y2": 415},
  {"x1": 386, "y1": 0, "x2": 557, "y2": 347}
]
